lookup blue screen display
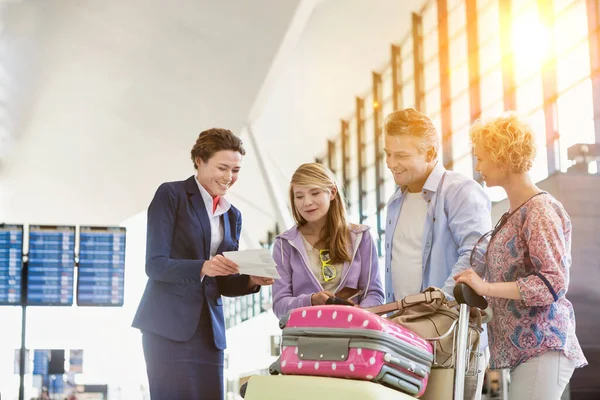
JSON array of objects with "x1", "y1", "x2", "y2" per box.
[
  {"x1": 77, "y1": 226, "x2": 126, "y2": 306},
  {"x1": 33, "y1": 349, "x2": 49, "y2": 375},
  {"x1": 0, "y1": 224, "x2": 23, "y2": 305},
  {"x1": 27, "y1": 225, "x2": 76, "y2": 306}
]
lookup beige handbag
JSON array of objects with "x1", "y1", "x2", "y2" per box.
[{"x1": 365, "y1": 287, "x2": 482, "y2": 367}]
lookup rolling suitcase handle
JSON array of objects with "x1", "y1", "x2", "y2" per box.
[{"x1": 453, "y1": 283, "x2": 488, "y2": 400}]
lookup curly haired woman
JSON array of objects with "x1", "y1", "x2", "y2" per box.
[{"x1": 454, "y1": 114, "x2": 587, "y2": 400}]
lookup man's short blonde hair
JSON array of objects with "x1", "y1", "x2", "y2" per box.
[
  {"x1": 470, "y1": 114, "x2": 536, "y2": 173},
  {"x1": 383, "y1": 108, "x2": 439, "y2": 159}
]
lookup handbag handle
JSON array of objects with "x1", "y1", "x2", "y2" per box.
[{"x1": 364, "y1": 289, "x2": 448, "y2": 315}]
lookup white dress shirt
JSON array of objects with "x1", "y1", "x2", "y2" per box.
[{"x1": 195, "y1": 177, "x2": 231, "y2": 280}]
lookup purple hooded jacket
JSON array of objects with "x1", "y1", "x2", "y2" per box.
[{"x1": 272, "y1": 224, "x2": 385, "y2": 319}]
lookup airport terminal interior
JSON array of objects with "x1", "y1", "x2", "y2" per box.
[{"x1": 0, "y1": 0, "x2": 598, "y2": 399}]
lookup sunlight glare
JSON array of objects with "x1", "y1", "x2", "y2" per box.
[{"x1": 511, "y1": 17, "x2": 552, "y2": 77}]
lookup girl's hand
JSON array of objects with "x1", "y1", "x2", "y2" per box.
[{"x1": 311, "y1": 290, "x2": 335, "y2": 305}]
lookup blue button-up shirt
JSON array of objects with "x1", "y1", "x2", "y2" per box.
[{"x1": 384, "y1": 161, "x2": 492, "y2": 303}]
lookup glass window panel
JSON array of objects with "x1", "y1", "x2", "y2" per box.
[
  {"x1": 382, "y1": 98, "x2": 394, "y2": 120},
  {"x1": 346, "y1": 199, "x2": 355, "y2": 219},
  {"x1": 449, "y1": 32, "x2": 468, "y2": 68},
  {"x1": 452, "y1": 153, "x2": 474, "y2": 179},
  {"x1": 248, "y1": 296, "x2": 254, "y2": 319},
  {"x1": 334, "y1": 140, "x2": 343, "y2": 183},
  {"x1": 364, "y1": 164, "x2": 376, "y2": 193},
  {"x1": 557, "y1": 40, "x2": 591, "y2": 93},
  {"x1": 224, "y1": 299, "x2": 231, "y2": 318},
  {"x1": 364, "y1": 94, "x2": 374, "y2": 122},
  {"x1": 479, "y1": 36, "x2": 502, "y2": 75},
  {"x1": 348, "y1": 198, "x2": 360, "y2": 225},
  {"x1": 516, "y1": 74, "x2": 543, "y2": 113},
  {"x1": 451, "y1": 125, "x2": 471, "y2": 160},
  {"x1": 428, "y1": 113, "x2": 441, "y2": 133},
  {"x1": 379, "y1": 207, "x2": 387, "y2": 231},
  {"x1": 483, "y1": 185, "x2": 508, "y2": 202},
  {"x1": 402, "y1": 81, "x2": 416, "y2": 110},
  {"x1": 524, "y1": 109, "x2": 549, "y2": 183},
  {"x1": 557, "y1": 79, "x2": 595, "y2": 171},
  {"x1": 247, "y1": 297, "x2": 254, "y2": 319},
  {"x1": 424, "y1": 58, "x2": 440, "y2": 91},
  {"x1": 402, "y1": 54, "x2": 414, "y2": 85},
  {"x1": 425, "y1": 56, "x2": 441, "y2": 92},
  {"x1": 478, "y1": 0, "x2": 500, "y2": 44},
  {"x1": 347, "y1": 179, "x2": 358, "y2": 209},
  {"x1": 364, "y1": 114, "x2": 374, "y2": 143},
  {"x1": 365, "y1": 140, "x2": 375, "y2": 167},
  {"x1": 240, "y1": 300, "x2": 247, "y2": 321},
  {"x1": 423, "y1": 2, "x2": 438, "y2": 32},
  {"x1": 451, "y1": 92, "x2": 471, "y2": 131},
  {"x1": 378, "y1": 136, "x2": 386, "y2": 166},
  {"x1": 511, "y1": 3, "x2": 544, "y2": 84},
  {"x1": 450, "y1": 62, "x2": 469, "y2": 98},
  {"x1": 364, "y1": 193, "x2": 377, "y2": 218},
  {"x1": 348, "y1": 120, "x2": 358, "y2": 180},
  {"x1": 328, "y1": 139, "x2": 336, "y2": 172},
  {"x1": 423, "y1": 27, "x2": 439, "y2": 62},
  {"x1": 553, "y1": 0, "x2": 576, "y2": 15},
  {"x1": 512, "y1": 0, "x2": 536, "y2": 17},
  {"x1": 402, "y1": 38, "x2": 413, "y2": 62},
  {"x1": 554, "y1": 0, "x2": 587, "y2": 56},
  {"x1": 364, "y1": 212, "x2": 378, "y2": 232},
  {"x1": 382, "y1": 71, "x2": 393, "y2": 108},
  {"x1": 384, "y1": 176, "x2": 397, "y2": 202},
  {"x1": 478, "y1": 0, "x2": 495, "y2": 11},
  {"x1": 333, "y1": 139, "x2": 340, "y2": 164},
  {"x1": 254, "y1": 292, "x2": 261, "y2": 315},
  {"x1": 260, "y1": 285, "x2": 272, "y2": 312},
  {"x1": 448, "y1": 2, "x2": 466, "y2": 37},
  {"x1": 480, "y1": 67, "x2": 503, "y2": 110},
  {"x1": 448, "y1": 0, "x2": 462, "y2": 11},
  {"x1": 425, "y1": 86, "x2": 441, "y2": 116},
  {"x1": 480, "y1": 99, "x2": 505, "y2": 118}
]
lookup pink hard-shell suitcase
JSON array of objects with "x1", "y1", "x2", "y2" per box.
[{"x1": 270, "y1": 305, "x2": 434, "y2": 397}]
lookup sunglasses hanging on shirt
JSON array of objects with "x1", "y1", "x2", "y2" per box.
[{"x1": 319, "y1": 249, "x2": 336, "y2": 282}]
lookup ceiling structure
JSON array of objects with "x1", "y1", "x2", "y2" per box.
[{"x1": 0, "y1": 0, "x2": 423, "y2": 247}]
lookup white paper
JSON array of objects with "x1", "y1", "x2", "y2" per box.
[{"x1": 223, "y1": 249, "x2": 281, "y2": 279}]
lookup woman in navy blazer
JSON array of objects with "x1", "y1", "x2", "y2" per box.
[{"x1": 132, "y1": 128, "x2": 273, "y2": 400}]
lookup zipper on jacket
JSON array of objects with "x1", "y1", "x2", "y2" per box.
[{"x1": 334, "y1": 232, "x2": 363, "y2": 293}]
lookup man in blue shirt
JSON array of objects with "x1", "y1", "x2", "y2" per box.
[{"x1": 382, "y1": 108, "x2": 491, "y2": 399}]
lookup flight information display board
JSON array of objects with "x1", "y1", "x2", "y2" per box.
[
  {"x1": 0, "y1": 224, "x2": 24, "y2": 305},
  {"x1": 27, "y1": 225, "x2": 76, "y2": 305},
  {"x1": 77, "y1": 226, "x2": 126, "y2": 306}
]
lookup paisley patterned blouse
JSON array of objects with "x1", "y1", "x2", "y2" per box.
[{"x1": 483, "y1": 192, "x2": 587, "y2": 370}]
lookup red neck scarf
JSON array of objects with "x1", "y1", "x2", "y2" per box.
[{"x1": 212, "y1": 196, "x2": 220, "y2": 213}]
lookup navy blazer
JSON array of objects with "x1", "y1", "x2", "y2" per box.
[{"x1": 132, "y1": 176, "x2": 258, "y2": 349}]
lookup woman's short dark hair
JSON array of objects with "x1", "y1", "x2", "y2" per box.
[{"x1": 190, "y1": 128, "x2": 246, "y2": 169}]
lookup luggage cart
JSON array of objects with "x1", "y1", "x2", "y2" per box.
[
  {"x1": 242, "y1": 282, "x2": 487, "y2": 399},
  {"x1": 452, "y1": 282, "x2": 488, "y2": 399},
  {"x1": 419, "y1": 282, "x2": 488, "y2": 400}
]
